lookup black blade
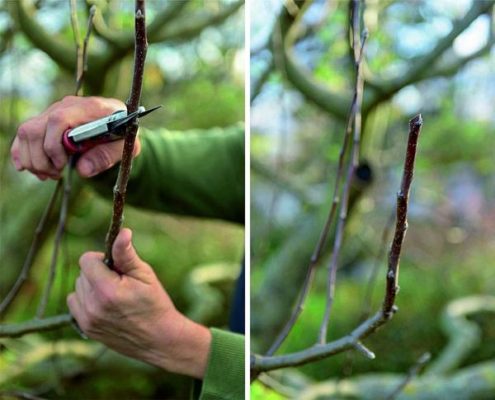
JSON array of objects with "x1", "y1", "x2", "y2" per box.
[{"x1": 108, "y1": 105, "x2": 162, "y2": 132}]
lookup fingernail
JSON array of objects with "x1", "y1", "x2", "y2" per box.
[{"x1": 79, "y1": 159, "x2": 95, "y2": 177}]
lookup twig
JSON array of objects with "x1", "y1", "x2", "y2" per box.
[
  {"x1": 251, "y1": 114, "x2": 424, "y2": 374},
  {"x1": 0, "y1": 181, "x2": 62, "y2": 317},
  {"x1": 69, "y1": 0, "x2": 82, "y2": 83},
  {"x1": 383, "y1": 114, "x2": 423, "y2": 316},
  {"x1": 36, "y1": 163, "x2": 74, "y2": 318},
  {"x1": 361, "y1": 209, "x2": 395, "y2": 319},
  {"x1": 75, "y1": 5, "x2": 96, "y2": 96},
  {"x1": 386, "y1": 352, "x2": 431, "y2": 400},
  {"x1": 0, "y1": 313, "x2": 72, "y2": 338},
  {"x1": 318, "y1": 0, "x2": 367, "y2": 344},
  {"x1": 104, "y1": 0, "x2": 148, "y2": 269}
]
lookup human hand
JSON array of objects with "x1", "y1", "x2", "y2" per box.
[
  {"x1": 11, "y1": 96, "x2": 141, "y2": 180},
  {"x1": 67, "y1": 228, "x2": 212, "y2": 379}
]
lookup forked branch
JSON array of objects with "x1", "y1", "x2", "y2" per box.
[{"x1": 251, "y1": 115, "x2": 423, "y2": 374}]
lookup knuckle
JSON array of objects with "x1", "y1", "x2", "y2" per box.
[
  {"x1": 47, "y1": 109, "x2": 66, "y2": 126},
  {"x1": 17, "y1": 124, "x2": 31, "y2": 140}
]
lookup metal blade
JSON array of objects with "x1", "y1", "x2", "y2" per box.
[{"x1": 108, "y1": 105, "x2": 161, "y2": 132}]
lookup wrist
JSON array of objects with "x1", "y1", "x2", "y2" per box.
[{"x1": 146, "y1": 313, "x2": 212, "y2": 379}]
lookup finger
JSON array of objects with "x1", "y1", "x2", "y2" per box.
[
  {"x1": 75, "y1": 276, "x2": 85, "y2": 304},
  {"x1": 29, "y1": 135, "x2": 61, "y2": 177},
  {"x1": 112, "y1": 228, "x2": 144, "y2": 277},
  {"x1": 10, "y1": 137, "x2": 22, "y2": 170},
  {"x1": 67, "y1": 292, "x2": 89, "y2": 333},
  {"x1": 44, "y1": 109, "x2": 70, "y2": 170},
  {"x1": 35, "y1": 173, "x2": 50, "y2": 181},
  {"x1": 79, "y1": 251, "x2": 119, "y2": 287},
  {"x1": 18, "y1": 138, "x2": 32, "y2": 172},
  {"x1": 76, "y1": 141, "x2": 124, "y2": 178},
  {"x1": 67, "y1": 292, "x2": 83, "y2": 320}
]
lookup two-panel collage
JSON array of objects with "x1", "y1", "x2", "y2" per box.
[{"x1": 0, "y1": 0, "x2": 494, "y2": 399}]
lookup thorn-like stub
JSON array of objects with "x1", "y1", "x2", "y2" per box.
[{"x1": 136, "y1": 9, "x2": 144, "y2": 19}]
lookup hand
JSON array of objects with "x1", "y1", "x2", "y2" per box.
[
  {"x1": 11, "y1": 96, "x2": 141, "y2": 180},
  {"x1": 67, "y1": 229, "x2": 212, "y2": 379}
]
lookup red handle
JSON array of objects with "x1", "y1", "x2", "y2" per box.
[{"x1": 62, "y1": 129, "x2": 116, "y2": 155}]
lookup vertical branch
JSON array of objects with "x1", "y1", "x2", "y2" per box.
[
  {"x1": 264, "y1": 0, "x2": 368, "y2": 357},
  {"x1": 37, "y1": 3, "x2": 96, "y2": 319},
  {"x1": 383, "y1": 114, "x2": 423, "y2": 316},
  {"x1": 75, "y1": 5, "x2": 96, "y2": 96},
  {"x1": 104, "y1": 0, "x2": 148, "y2": 269},
  {"x1": 37, "y1": 166, "x2": 73, "y2": 318},
  {"x1": 69, "y1": 0, "x2": 82, "y2": 86},
  {"x1": 0, "y1": 181, "x2": 62, "y2": 317},
  {"x1": 318, "y1": 0, "x2": 367, "y2": 344}
]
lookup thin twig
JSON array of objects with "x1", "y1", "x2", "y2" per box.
[
  {"x1": 386, "y1": 352, "x2": 431, "y2": 400},
  {"x1": 36, "y1": 163, "x2": 74, "y2": 318},
  {"x1": 0, "y1": 181, "x2": 62, "y2": 317},
  {"x1": 75, "y1": 5, "x2": 96, "y2": 96},
  {"x1": 361, "y1": 209, "x2": 395, "y2": 319},
  {"x1": 0, "y1": 313, "x2": 72, "y2": 338},
  {"x1": 69, "y1": 0, "x2": 82, "y2": 86},
  {"x1": 104, "y1": 0, "x2": 148, "y2": 269},
  {"x1": 383, "y1": 114, "x2": 423, "y2": 316},
  {"x1": 318, "y1": 0, "x2": 367, "y2": 344}
]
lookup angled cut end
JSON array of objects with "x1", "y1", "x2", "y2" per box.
[{"x1": 410, "y1": 114, "x2": 423, "y2": 127}]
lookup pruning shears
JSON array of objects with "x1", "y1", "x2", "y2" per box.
[{"x1": 62, "y1": 105, "x2": 161, "y2": 155}]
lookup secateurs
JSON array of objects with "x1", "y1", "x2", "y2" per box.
[{"x1": 62, "y1": 105, "x2": 161, "y2": 154}]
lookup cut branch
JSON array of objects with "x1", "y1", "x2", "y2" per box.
[
  {"x1": 104, "y1": 0, "x2": 148, "y2": 268},
  {"x1": 383, "y1": 114, "x2": 423, "y2": 316}
]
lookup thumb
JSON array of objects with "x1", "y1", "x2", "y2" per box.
[
  {"x1": 112, "y1": 228, "x2": 147, "y2": 278},
  {"x1": 76, "y1": 141, "x2": 124, "y2": 178}
]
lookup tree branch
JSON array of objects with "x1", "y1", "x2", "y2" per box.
[
  {"x1": 276, "y1": 0, "x2": 350, "y2": 120},
  {"x1": 0, "y1": 314, "x2": 72, "y2": 338},
  {"x1": 251, "y1": 114, "x2": 423, "y2": 374},
  {"x1": 370, "y1": 0, "x2": 494, "y2": 104},
  {"x1": 383, "y1": 114, "x2": 423, "y2": 316},
  {"x1": 10, "y1": 0, "x2": 103, "y2": 79},
  {"x1": 36, "y1": 164, "x2": 74, "y2": 318},
  {"x1": 75, "y1": 5, "x2": 96, "y2": 96},
  {"x1": 152, "y1": 1, "x2": 243, "y2": 43},
  {"x1": 318, "y1": 0, "x2": 367, "y2": 344},
  {"x1": 0, "y1": 181, "x2": 61, "y2": 317},
  {"x1": 104, "y1": 0, "x2": 148, "y2": 268}
]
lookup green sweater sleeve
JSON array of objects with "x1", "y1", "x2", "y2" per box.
[
  {"x1": 91, "y1": 124, "x2": 244, "y2": 224},
  {"x1": 193, "y1": 328, "x2": 245, "y2": 400}
]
